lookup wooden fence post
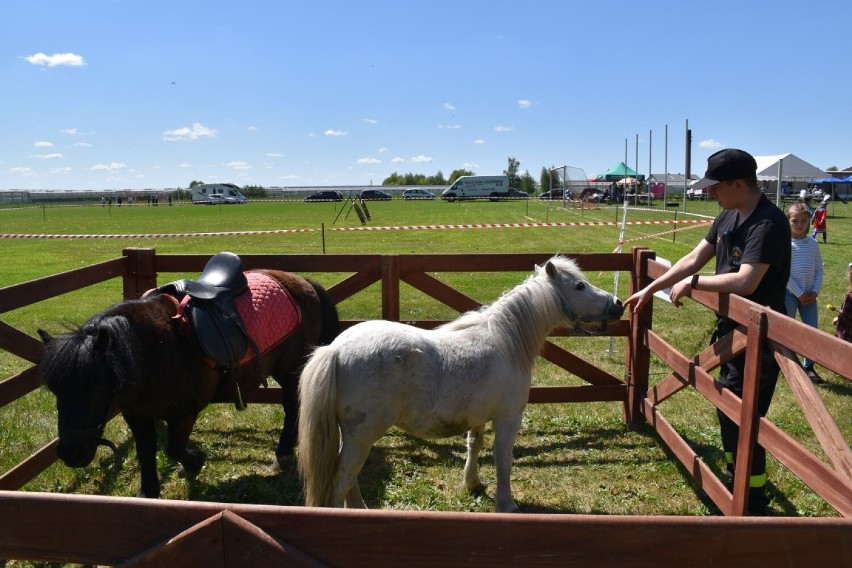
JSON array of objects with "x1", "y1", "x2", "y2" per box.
[
  {"x1": 730, "y1": 307, "x2": 768, "y2": 516},
  {"x1": 381, "y1": 254, "x2": 400, "y2": 322},
  {"x1": 122, "y1": 248, "x2": 158, "y2": 300},
  {"x1": 625, "y1": 247, "x2": 654, "y2": 428}
]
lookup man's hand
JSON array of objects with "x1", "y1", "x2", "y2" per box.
[{"x1": 669, "y1": 278, "x2": 694, "y2": 308}]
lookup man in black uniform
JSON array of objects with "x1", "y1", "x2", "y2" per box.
[{"x1": 625, "y1": 148, "x2": 791, "y2": 514}]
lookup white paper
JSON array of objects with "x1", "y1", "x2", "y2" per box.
[{"x1": 653, "y1": 257, "x2": 673, "y2": 303}]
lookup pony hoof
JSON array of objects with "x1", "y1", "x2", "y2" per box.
[
  {"x1": 271, "y1": 454, "x2": 295, "y2": 472},
  {"x1": 496, "y1": 501, "x2": 520, "y2": 513},
  {"x1": 177, "y1": 463, "x2": 202, "y2": 480}
]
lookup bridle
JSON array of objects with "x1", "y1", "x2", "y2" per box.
[
  {"x1": 57, "y1": 397, "x2": 119, "y2": 454},
  {"x1": 560, "y1": 293, "x2": 618, "y2": 335}
]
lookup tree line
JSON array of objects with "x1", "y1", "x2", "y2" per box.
[
  {"x1": 381, "y1": 157, "x2": 567, "y2": 195},
  {"x1": 185, "y1": 156, "x2": 572, "y2": 197}
]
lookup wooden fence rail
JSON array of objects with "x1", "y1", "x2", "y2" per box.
[
  {"x1": 0, "y1": 248, "x2": 850, "y2": 565},
  {"x1": 630, "y1": 248, "x2": 852, "y2": 517}
]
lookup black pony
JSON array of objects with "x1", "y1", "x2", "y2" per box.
[{"x1": 38, "y1": 265, "x2": 339, "y2": 498}]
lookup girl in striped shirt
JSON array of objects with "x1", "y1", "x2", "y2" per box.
[{"x1": 785, "y1": 202, "x2": 824, "y2": 383}]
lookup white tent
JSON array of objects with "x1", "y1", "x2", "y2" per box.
[
  {"x1": 754, "y1": 153, "x2": 825, "y2": 181},
  {"x1": 754, "y1": 153, "x2": 825, "y2": 205}
]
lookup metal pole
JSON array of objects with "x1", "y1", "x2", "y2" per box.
[
  {"x1": 648, "y1": 129, "x2": 652, "y2": 205},
  {"x1": 683, "y1": 119, "x2": 689, "y2": 212},
  {"x1": 635, "y1": 133, "x2": 639, "y2": 184},
  {"x1": 625, "y1": 138, "x2": 628, "y2": 202},
  {"x1": 664, "y1": 124, "x2": 668, "y2": 206}
]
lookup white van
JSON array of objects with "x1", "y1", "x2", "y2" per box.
[
  {"x1": 192, "y1": 183, "x2": 248, "y2": 204},
  {"x1": 440, "y1": 175, "x2": 521, "y2": 201}
]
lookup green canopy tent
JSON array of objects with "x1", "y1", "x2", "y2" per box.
[{"x1": 596, "y1": 162, "x2": 645, "y2": 182}]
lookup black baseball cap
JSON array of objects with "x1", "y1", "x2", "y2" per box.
[{"x1": 691, "y1": 148, "x2": 757, "y2": 191}]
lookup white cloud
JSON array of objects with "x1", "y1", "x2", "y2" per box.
[
  {"x1": 363, "y1": 118, "x2": 378, "y2": 124},
  {"x1": 474, "y1": 139, "x2": 486, "y2": 145},
  {"x1": 444, "y1": 102, "x2": 456, "y2": 110},
  {"x1": 73, "y1": 142, "x2": 92, "y2": 148},
  {"x1": 324, "y1": 129, "x2": 347, "y2": 137},
  {"x1": 494, "y1": 125, "x2": 513, "y2": 132},
  {"x1": 162, "y1": 122, "x2": 219, "y2": 141},
  {"x1": 391, "y1": 157, "x2": 405, "y2": 163},
  {"x1": 699, "y1": 139, "x2": 723, "y2": 149},
  {"x1": 34, "y1": 141, "x2": 54, "y2": 148},
  {"x1": 518, "y1": 99, "x2": 532, "y2": 109},
  {"x1": 463, "y1": 162, "x2": 479, "y2": 170},
  {"x1": 410, "y1": 155, "x2": 432, "y2": 164},
  {"x1": 357, "y1": 157, "x2": 381, "y2": 164},
  {"x1": 90, "y1": 162, "x2": 127, "y2": 172},
  {"x1": 248, "y1": 126, "x2": 258, "y2": 132},
  {"x1": 438, "y1": 124, "x2": 461, "y2": 129},
  {"x1": 266, "y1": 152, "x2": 284, "y2": 158},
  {"x1": 49, "y1": 167, "x2": 72, "y2": 174},
  {"x1": 378, "y1": 147, "x2": 389, "y2": 154},
  {"x1": 178, "y1": 163, "x2": 192, "y2": 168},
  {"x1": 25, "y1": 52, "x2": 85, "y2": 67},
  {"x1": 32, "y1": 153, "x2": 63, "y2": 160},
  {"x1": 9, "y1": 166, "x2": 35, "y2": 175},
  {"x1": 61, "y1": 128, "x2": 79, "y2": 135},
  {"x1": 226, "y1": 161, "x2": 251, "y2": 170}
]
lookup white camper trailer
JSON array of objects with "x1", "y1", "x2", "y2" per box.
[
  {"x1": 440, "y1": 175, "x2": 525, "y2": 201},
  {"x1": 191, "y1": 183, "x2": 248, "y2": 204}
]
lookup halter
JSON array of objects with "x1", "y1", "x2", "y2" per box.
[
  {"x1": 57, "y1": 403, "x2": 119, "y2": 455},
  {"x1": 57, "y1": 364, "x2": 122, "y2": 457},
  {"x1": 561, "y1": 293, "x2": 617, "y2": 335}
]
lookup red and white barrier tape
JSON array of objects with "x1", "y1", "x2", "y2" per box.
[{"x1": 0, "y1": 218, "x2": 711, "y2": 239}]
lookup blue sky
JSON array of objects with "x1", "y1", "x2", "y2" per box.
[{"x1": 3, "y1": 0, "x2": 850, "y2": 191}]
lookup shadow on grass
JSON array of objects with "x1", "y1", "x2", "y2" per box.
[{"x1": 54, "y1": 414, "x2": 821, "y2": 517}]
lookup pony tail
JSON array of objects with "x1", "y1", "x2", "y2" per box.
[{"x1": 297, "y1": 345, "x2": 340, "y2": 506}]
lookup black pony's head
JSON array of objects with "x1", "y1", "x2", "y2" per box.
[{"x1": 39, "y1": 309, "x2": 141, "y2": 468}]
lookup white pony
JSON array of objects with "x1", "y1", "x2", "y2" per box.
[{"x1": 297, "y1": 256, "x2": 623, "y2": 512}]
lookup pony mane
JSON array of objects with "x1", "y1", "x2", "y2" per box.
[
  {"x1": 41, "y1": 306, "x2": 142, "y2": 392},
  {"x1": 441, "y1": 256, "x2": 574, "y2": 369}
]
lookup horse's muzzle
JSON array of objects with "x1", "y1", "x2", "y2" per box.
[
  {"x1": 609, "y1": 298, "x2": 625, "y2": 321},
  {"x1": 56, "y1": 433, "x2": 116, "y2": 468},
  {"x1": 56, "y1": 439, "x2": 99, "y2": 468}
]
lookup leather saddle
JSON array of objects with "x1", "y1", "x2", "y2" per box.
[{"x1": 158, "y1": 252, "x2": 258, "y2": 372}]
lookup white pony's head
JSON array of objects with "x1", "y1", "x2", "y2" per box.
[{"x1": 538, "y1": 256, "x2": 624, "y2": 333}]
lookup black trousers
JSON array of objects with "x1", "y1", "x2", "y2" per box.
[{"x1": 713, "y1": 317, "x2": 780, "y2": 482}]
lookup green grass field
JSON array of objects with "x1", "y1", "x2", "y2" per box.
[{"x1": 1, "y1": 197, "x2": 849, "y2": 516}]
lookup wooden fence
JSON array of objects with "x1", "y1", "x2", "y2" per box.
[{"x1": 0, "y1": 248, "x2": 849, "y2": 565}]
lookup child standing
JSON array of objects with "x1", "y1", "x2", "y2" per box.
[
  {"x1": 786, "y1": 203, "x2": 824, "y2": 383},
  {"x1": 832, "y1": 263, "x2": 852, "y2": 343},
  {"x1": 811, "y1": 196, "x2": 829, "y2": 242}
]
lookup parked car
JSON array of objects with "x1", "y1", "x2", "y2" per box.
[
  {"x1": 359, "y1": 189, "x2": 392, "y2": 201},
  {"x1": 204, "y1": 194, "x2": 239, "y2": 204},
  {"x1": 501, "y1": 188, "x2": 528, "y2": 200},
  {"x1": 538, "y1": 189, "x2": 564, "y2": 200},
  {"x1": 402, "y1": 188, "x2": 436, "y2": 200},
  {"x1": 304, "y1": 191, "x2": 344, "y2": 202}
]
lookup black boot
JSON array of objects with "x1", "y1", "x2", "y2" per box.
[{"x1": 747, "y1": 488, "x2": 770, "y2": 515}]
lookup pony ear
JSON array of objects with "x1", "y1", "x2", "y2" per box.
[
  {"x1": 545, "y1": 260, "x2": 558, "y2": 279},
  {"x1": 37, "y1": 329, "x2": 53, "y2": 344}
]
